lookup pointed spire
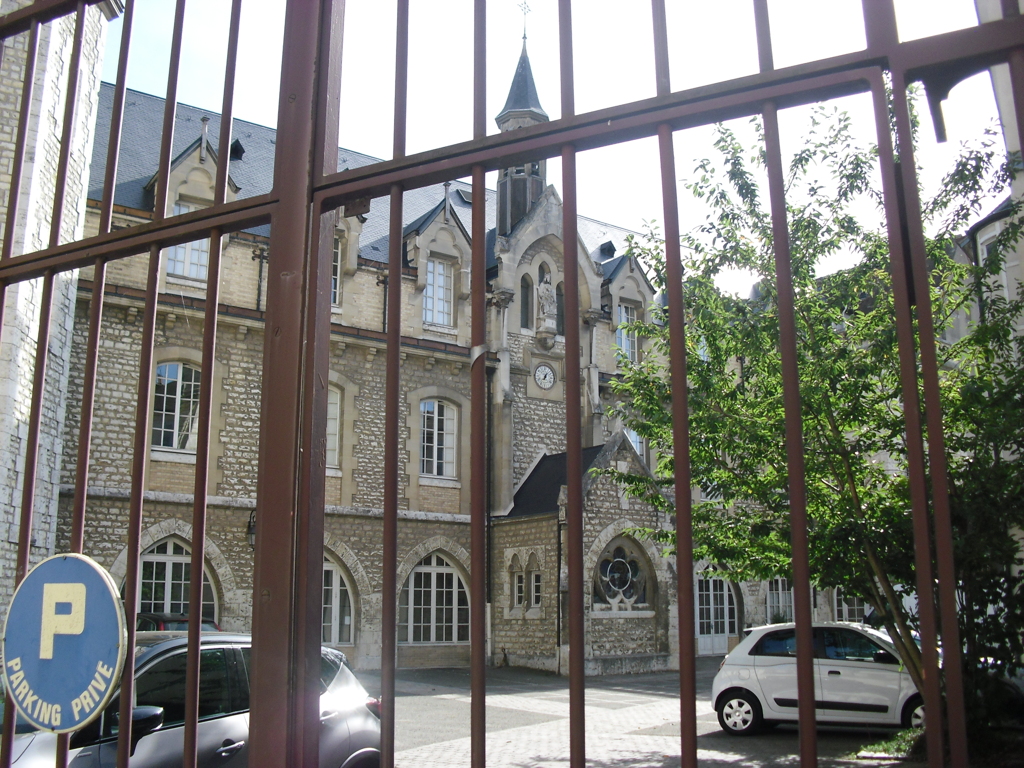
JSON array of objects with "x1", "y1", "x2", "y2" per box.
[{"x1": 495, "y1": 39, "x2": 548, "y2": 131}]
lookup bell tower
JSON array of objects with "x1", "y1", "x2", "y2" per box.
[{"x1": 495, "y1": 39, "x2": 548, "y2": 237}]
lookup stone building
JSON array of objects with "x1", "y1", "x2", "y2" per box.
[
  {"x1": 0, "y1": 0, "x2": 121, "y2": 607},
  {"x1": 46, "y1": 40, "x2": 853, "y2": 671}
]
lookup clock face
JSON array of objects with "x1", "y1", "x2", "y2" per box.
[{"x1": 534, "y1": 363, "x2": 556, "y2": 390}]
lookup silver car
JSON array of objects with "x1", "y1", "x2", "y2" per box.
[
  {"x1": 712, "y1": 622, "x2": 924, "y2": 735},
  {"x1": 2, "y1": 632, "x2": 380, "y2": 767}
]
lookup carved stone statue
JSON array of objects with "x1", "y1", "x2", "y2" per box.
[{"x1": 537, "y1": 274, "x2": 556, "y2": 319}]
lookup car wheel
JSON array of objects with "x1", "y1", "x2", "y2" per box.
[
  {"x1": 901, "y1": 696, "x2": 925, "y2": 729},
  {"x1": 717, "y1": 691, "x2": 763, "y2": 735}
]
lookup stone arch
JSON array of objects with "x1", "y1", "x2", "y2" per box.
[
  {"x1": 585, "y1": 519, "x2": 665, "y2": 607},
  {"x1": 109, "y1": 519, "x2": 237, "y2": 624},
  {"x1": 323, "y1": 533, "x2": 372, "y2": 602},
  {"x1": 396, "y1": 535, "x2": 472, "y2": 590}
]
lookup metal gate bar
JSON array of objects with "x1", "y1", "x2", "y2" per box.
[
  {"x1": 0, "y1": 3, "x2": 1020, "y2": 768},
  {"x1": 649, "y1": 2, "x2": 697, "y2": 765},
  {"x1": 182, "y1": 2, "x2": 243, "y2": 766},
  {"x1": 554, "y1": 2, "x2": 587, "y2": 765},
  {"x1": 115, "y1": 1, "x2": 188, "y2": 765},
  {"x1": 469, "y1": 0, "x2": 488, "y2": 765}
]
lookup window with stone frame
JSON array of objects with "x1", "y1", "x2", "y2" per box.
[
  {"x1": 767, "y1": 577, "x2": 794, "y2": 623},
  {"x1": 835, "y1": 587, "x2": 866, "y2": 623},
  {"x1": 152, "y1": 362, "x2": 201, "y2": 451},
  {"x1": 520, "y1": 273, "x2": 533, "y2": 329},
  {"x1": 166, "y1": 202, "x2": 210, "y2": 280},
  {"x1": 508, "y1": 554, "x2": 524, "y2": 608},
  {"x1": 331, "y1": 235, "x2": 343, "y2": 307},
  {"x1": 138, "y1": 538, "x2": 217, "y2": 621},
  {"x1": 526, "y1": 553, "x2": 542, "y2": 608},
  {"x1": 322, "y1": 556, "x2": 352, "y2": 644},
  {"x1": 616, "y1": 302, "x2": 639, "y2": 363},
  {"x1": 398, "y1": 553, "x2": 469, "y2": 643},
  {"x1": 423, "y1": 257, "x2": 454, "y2": 326},
  {"x1": 593, "y1": 537, "x2": 651, "y2": 610},
  {"x1": 326, "y1": 385, "x2": 342, "y2": 468},
  {"x1": 420, "y1": 399, "x2": 457, "y2": 477}
]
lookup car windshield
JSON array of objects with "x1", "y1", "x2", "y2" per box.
[{"x1": 0, "y1": 699, "x2": 38, "y2": 735}]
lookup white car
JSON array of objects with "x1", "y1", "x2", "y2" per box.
[{"x1": 712, "y1": 622, "x2": 924, "y2": 735}]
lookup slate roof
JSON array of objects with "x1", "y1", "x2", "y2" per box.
[
  {"x1": 88, "y1": 83, "x2": 638, "y2": 267},
  {"x1": 496, "y1": 40, "x2": 548, "y2": 123},
  {"x1": 506, "y1": 445, "x2": 605, "y2": 518}
]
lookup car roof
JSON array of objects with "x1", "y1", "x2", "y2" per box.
[{"x1": 134, "y1": 631, "x2": 252, "y2": 666}]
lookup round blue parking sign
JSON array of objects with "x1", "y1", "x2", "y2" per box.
[{"x1": 2, "y1": 554, "x2": 127, "y2": 733}]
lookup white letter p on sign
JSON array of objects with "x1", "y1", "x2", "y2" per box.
[{"x1": 39, "y1": 583, "x2": 86, "y2": 659}]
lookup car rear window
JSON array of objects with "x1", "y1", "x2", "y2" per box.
[{"x1": 753, "y1": 629, "x2": 797, "y2": 656}]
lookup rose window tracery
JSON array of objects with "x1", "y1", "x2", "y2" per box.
[{"x1": 594, "y1": 539, "x2": 649, "y2": 609}]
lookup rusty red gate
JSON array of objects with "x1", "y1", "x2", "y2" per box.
[{"x1": 1, "y1": 1, "x2": 1022, "y2": 767}]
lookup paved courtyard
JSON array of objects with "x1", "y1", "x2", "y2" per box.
[{"x1": 359, "y1": 658, "x2": 920, "y2": 767}]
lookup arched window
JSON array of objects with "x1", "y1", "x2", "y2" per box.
[
  {"x1": 593, "y1": 537, "x2": 651, "y2": 610},
  {"x1": 326, "y1": 385, "x2": 342, "y2": 468},
  {"x1": 767, "y1": 577, "x2": 794, "y2": 623},
  {"x1": 420, "y1": 399, "x2": 457, "y2": 477},
  {"x1": 322, "y1": 556, "x2": 353, "y2": 644},
  {"x1": 138, "y1": 538, "x2": 217, "y2": 621},
  {"x1": 152, "y1": 362, "x2": 201, "y2": 451},
  {"x1": 555, "y1": 282, "x2": 565, "y2": 336},
  {"x1": 398, "y1": 553, "x2": 469, "y2": 643},
  {"x1": 520, "y1": 274, "x2": 533, "y2": 329}
]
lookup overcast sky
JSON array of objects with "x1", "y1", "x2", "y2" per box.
[{"x1": 101, "y1": 0, "x2": 1005, "y2": 292}]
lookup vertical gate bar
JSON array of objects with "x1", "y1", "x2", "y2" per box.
[
  {"x1": 752, "y1": 4, "x2": 816, "y2": 765},
  {"x1": 650, "y1": 5, "x2": 697, "y2": 767},
  {"x1": 116, "y1": 1, "x2": 187, "y2": 764},
  {"x1": 556, "y1": 3, "x2": 584, "y2": 766},
  {"x1": 381, "y1": 6, "x2": 408, "y2": 766},
  {"x1": 47, "y1": 1, "x2": 86, "y2": 249},
  {"x1": 312, "y1": 0, "x2": 344, "y2": 183},
  {"x1": 97, "y1": 0, "x2": 133, "y2": 236},
  {"x1": 73, "y1": 0, "x2": 134, "y2": 554},
  {"x1": 182, "y1": 2, "x2": 244, "y2": 765},
  {"x1": 12, "y1": 271, "x2": 55, "y2": 583},
  {"x1": 47, "y1": 8, "x2": 86, "y2": 768},
  {"x1": 0, "y1": 20, "x2": 38, "y2": 263},
  {"x1": 381, "y1": 182, "x2": 403, "y2": 768},
  {"x1": 0, "y1": 19, "x2": 37, "y2": 264},
  {"x1": 247, "y1": 0, "x2": 327, "y2": 762},
  {"x1": 296, "y1": 1, "x2": 346, "y2": 766},
  {"x1": 890, "y1": 69, "x2": 968, "y2": 768},
  {"x1": 762, "y1": 100, "x2": 819, "y2": 768},
  {"x1": 470, "y1": 162, "x2": 487, "y2": 768},
  {"x1": 470, "y1": 2, "x2": 487, "y2": 767},
  {"x1": 868, "y1": 73, "x2": 944, "y2": 768}
]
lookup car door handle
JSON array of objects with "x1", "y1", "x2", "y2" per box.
[
  {"x1": 828, "y1": 670, "x2": 841, "y2": 676},
  {"x1": 216, "y1": 740, "x2": 245, "y2": 757}
]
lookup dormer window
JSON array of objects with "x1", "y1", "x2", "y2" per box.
[
  {"x1": 423, "y1": 257, "x2": 453, "y2": 326},
  {"x1": 167, "y1": 202, "x2": 209, "y2": 281}
]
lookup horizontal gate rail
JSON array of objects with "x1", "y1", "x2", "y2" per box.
[{"x1": 0, "y1": 1, "x2": 1019, "y2": 766}]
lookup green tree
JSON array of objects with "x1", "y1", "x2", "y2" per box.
[{"x1": 606, "y1": 107, "x2": 1024, "y2": 714}]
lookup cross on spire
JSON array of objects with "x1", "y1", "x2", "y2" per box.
[{"x1": 518, "y1": 1, "x2": 530, "y2": 42}]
